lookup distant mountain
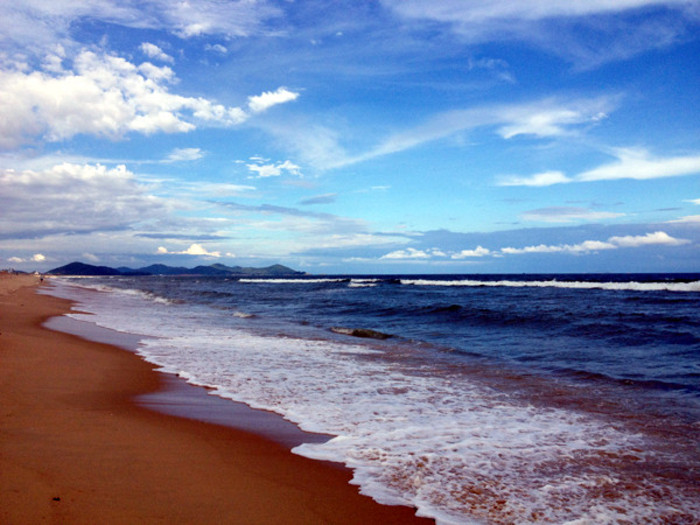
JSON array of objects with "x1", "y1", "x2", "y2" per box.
[
  {"x1": 47, "y1": 261, "x2": 304, "y2": 277},
  {"x1": 48, "y1": 261, "x2": 122, "y2": 276},
  {"x1": 136, "y1": 264, "x2": 190, "y2": 275}
]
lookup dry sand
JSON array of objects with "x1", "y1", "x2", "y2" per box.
[{"x1": 0, "y1": 273, "x2": 432, "y2": 524}]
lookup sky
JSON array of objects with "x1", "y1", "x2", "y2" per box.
[{"x1": 1, "y1": 0, "x2": 699, "y2": 274}]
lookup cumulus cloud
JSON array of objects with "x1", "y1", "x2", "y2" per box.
[
  {"x1": 157, "y1": 243, "x2": 221, "y2": 257},
  {"x1": 0, "y1": 50, "x2": 299, "y2": 149},
  {"x1": 6, "y1": 254, "x2": 46, "y2": 264},
  {"x1": 378, "y1": 230, "x2": 690, "y2": 262},
  {"x1": 381, "y1": 248, "x2": 435, "y2": 259},
  {"x1": 502, "y1": 231, "x2": 689, "y2": 255},
  {"x1": 451, "y1": 246, "x2": 491, "y2": 258},
  {"x1": 0, "y1": 162, "x2": 168, "y2": 238},
  {"x1": 608, "y1": 231, "x2": 690, "y2": 247},
  {"x1": 521, "y1": 207, "x2": 625, "y2": 223},
  {"x1": 139, "y1": 42, "x2": 174, "y2": 63},
  {"x1": 247, "y1": 87, "x2": 300, "y2": 113},
  {"x1": 246, "y1": 159, "x2": 302, "y2": 178}
]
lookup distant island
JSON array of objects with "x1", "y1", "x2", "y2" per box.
[{"x1": 47, "y1": 261, "x2": 305, "y2": 277}]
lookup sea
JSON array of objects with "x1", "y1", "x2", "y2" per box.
[{"x1": 43, "y1": 273, "x2": 700, "y2": 524}]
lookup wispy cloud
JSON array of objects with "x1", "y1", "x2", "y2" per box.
[
  {"x1": 499, "y1": 148, "x2": 700, "y2": 186},
  {"x1": 0, "y1": 1, "x2": 282, "y2": 54},
  {"x1": 307, "y1": 96, "x2": 614, "y2": 169},
  {"x1": 499, "y1": 171, "x2": 571, "y2": 187},
  {"x1": 382, "y1": 0, "x2": 697, "y2": 68},
  {"x1": 300, "y1": 193, "x2": 337, "y2": 205},
  {"x1": 521, "y1": 207, "x2": 625, "y2": 223},
  {"x1": 164, "y1": 148, "x2": 204, "y2": 163},
  {"x1": 577, "y1": 148, "x2": 700, "y2": 182}
]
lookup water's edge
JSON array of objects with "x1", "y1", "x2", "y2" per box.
[{"x1": 43, "y1": 314, "x2": 333, "y2": 449}]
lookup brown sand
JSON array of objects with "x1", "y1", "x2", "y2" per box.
[{"x1": 0, "y1": 273, "x2": 433, "y2": 524}]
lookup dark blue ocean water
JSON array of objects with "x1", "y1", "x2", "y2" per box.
[
  {"x1": 50, "y1": 273, "x2": 700, "y2": 524},
  {"x1": 116, "y1": 274, "x2": 699, "y2": 395}
]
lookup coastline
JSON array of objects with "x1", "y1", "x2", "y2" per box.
[{"x1": 0, "y1": 274, "x2": 432, "y2": 524}]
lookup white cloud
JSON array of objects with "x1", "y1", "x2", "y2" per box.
[
  {"x1": 332, "y1": 96, "x2": 615, "y2": 169},
  {"x1": 381, "y1": 248, "x2": 434, "y2": 259},
  {"x1": 576, "y1": 148, "x2": 700, "y2": 182},
  {"x1": 501, "y1": 149, "x2": 700, "y2": 187},
  {"x1": 498, "y1": 171, "x2": 571, "y2": 187},
  {"x1": 246, "y1": 159, "x2": 302, "y2": 178},
  {"x1": 451, "y1": 246, "x2": 491, "y2": 258},
  {"x1": 382, "y1": 0, "x2": 694, "y2": 67},
  {"x1": 164, "y1": 147, "x2": 204, "y2": 163},
  {"x1": 0, "y1": 1, "x2": 282, "y2": 53},
  {"x1": 157, "y1": 243, "x2": 221, "y2": 257},
  {"x1": 501, "y1": 231, "x2": 689, "y2": 255},
  {"x1": 247, "y1": 87, "x2": 300, "y2": 113},
  {"x1": 521, "y1": 207, "x2": 625, "y2": 223},
  {"x1": 6, "y1": 254, "x2": 46, "y2": 264},
  {"x1": 501, "y1": 240, "x2": 616, "y2": 255},
  {"x1": 0, "y1": 50, "x2": 299, "y2": 149},
  {"x1": 205, "y1": 44, "x2": 228, "y2": 54},
  {"x1": 497, "y1": 108, "x2": 603, "y2": 139},
  {"x1": 668, "y1": 215, "x2": 700, "y2": 224},
  {"x1": 608, "y1": 231, "x2": 690, "y2": 247},
  {"x1": 139, "y1": 42, "x2": 174, "y2": 63},
  {"x1": 0, "y1": 162, "x2": 169, "y2": 237},
  {"x1": 384, "y1": 1, "x2": 688, "y2": 25}
]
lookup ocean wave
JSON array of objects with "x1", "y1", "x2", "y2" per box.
[
  {"x1": 51, "y1": 277, "x2": 176, "y2": 305},
  {"x1": 349, "y1": 279, "x2": 380, "y2": 288},
  {"x1": 401, "y1": 278, "x2": 700, "y2": 293},
  {"x1": 239, "y1": 278, "x2": 349, "y2": 284}
]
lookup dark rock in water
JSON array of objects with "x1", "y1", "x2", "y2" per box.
[{"x1": 330, "y1": 327, "x2": 393, "y2": 340}]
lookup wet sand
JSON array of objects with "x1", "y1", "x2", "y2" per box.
[{"x1": 0, "y1": 273, "x2": 432, "y2": 524}]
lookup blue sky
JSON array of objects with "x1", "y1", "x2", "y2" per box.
[{"x1": 1, "y1": 0, "x2": 699, "y2": 274}]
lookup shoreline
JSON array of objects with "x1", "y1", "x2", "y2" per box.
[
  {"x1": 0, "y1": 274, "x2": 432, "y2": 524},
  {"x1": 43, "y1": 314, "x2": 331, "y2": 450}
]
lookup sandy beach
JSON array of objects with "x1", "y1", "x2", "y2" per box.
[{"x1": 0, "y1": 273, "x2": 432, "y2": 524}]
